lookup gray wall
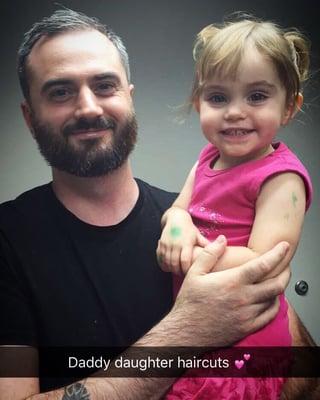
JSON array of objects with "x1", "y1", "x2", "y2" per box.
[{"x1": 1, "y1": 0, "x2": 319, "y2": 342}]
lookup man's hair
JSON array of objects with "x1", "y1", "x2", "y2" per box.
[{"x1": 17, "y1": 8, "x2": 131, "y2": 101}]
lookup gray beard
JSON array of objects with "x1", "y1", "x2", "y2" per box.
[{"x1": 31, "y1": 113, "x2": 138, "y2": 177}]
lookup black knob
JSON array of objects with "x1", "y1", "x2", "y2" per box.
[{"x1": 295, "y1": 280, "x2": 309, "y2": 296}]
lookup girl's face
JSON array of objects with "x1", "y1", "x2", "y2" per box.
[{"x1": 195, "y1": 45, "x2": 296, "y2": 169}]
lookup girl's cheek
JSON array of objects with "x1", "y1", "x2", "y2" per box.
[{"x1": 200, "y1": 114, "x2": 215, "y2": 131}]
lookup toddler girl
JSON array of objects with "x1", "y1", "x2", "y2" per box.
[{"x1": 157, "y1": 16, "x2": 313, "y2": 399}]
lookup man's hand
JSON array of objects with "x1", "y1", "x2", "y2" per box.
[
  {"x1": 2, "y1": 238, "x2": 291, "y2": 400},
  {"x1": 169, "y1": 236, "x2": 290, "y2": 346},
  {"x1": 157, "y1": 207, "x2": 208, "y2": 274}
]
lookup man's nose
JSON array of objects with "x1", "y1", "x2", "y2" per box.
[
  {"x1": 74, "y1": 88, "x2": 104, "y2": 119},
  {"x1": 224, "y1": 101, "x2": 246, "y2": 121}
]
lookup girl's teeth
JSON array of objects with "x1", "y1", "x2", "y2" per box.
[{"x1": 224, "y1": 130, "x2": 250, "y2": 136}]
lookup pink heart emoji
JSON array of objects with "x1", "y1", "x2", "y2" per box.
[
  {"x1": 235, "y1": 360, "x2": 244, "y2": 369},
  {"x1": 243, "y1": 353, "x2": 251, "y2": 361}
]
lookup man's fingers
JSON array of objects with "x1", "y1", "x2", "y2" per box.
[
  {"x1": 192, "y1": 246, "x2": 203, "y2": 263},
  {"x1": 238, "y1": 242, "x2": 290, "y2": 284},
  {"x1": 250, "y1": 267, "x2": 291, "y2": 303},
  {"x1": 188, "y1": 235, "x2": 226, "y2": 276},
  {"x1": 247, "y1": 297, "x2": 280, "y2": 335},
  {"x1": 248, "y1": 299, "x2": 275, "y2": 319}
]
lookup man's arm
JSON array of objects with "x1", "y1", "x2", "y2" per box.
[
  {"x1": 281, "y1": 303, "x2": 319, "y2": 400},
  {"x1": 1, "y1": 239, "x2": 290, "y2": 400}
]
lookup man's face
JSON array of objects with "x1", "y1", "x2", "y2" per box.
[{"x1": 23, "y1": 29, "x2": 137, "y2": 177}]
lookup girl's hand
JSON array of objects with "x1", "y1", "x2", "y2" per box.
[{"x1": 157, "y1": 208, "x2": 209, "y2": 274}]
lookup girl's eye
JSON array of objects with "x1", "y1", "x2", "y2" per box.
[
  {"x1": 208, "y1": 94, "x2": 227, "y2": 104},
  {"x1": 49, "y1": 88, "x2": 73, "y2": 102},
  {"x1": 248, "y1": 92, "x2": 268, "y2": 103}
]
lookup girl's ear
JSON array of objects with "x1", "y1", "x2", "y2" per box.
[
  {"x1": 294, "y1": 92, "x2": 304, "y2": 116},
  {"x1": 193, "y1": 97, "x2": 200, "y2": 113},
  {"x1": 282, "y1": 93, "x2": 303, "y2": 125}
]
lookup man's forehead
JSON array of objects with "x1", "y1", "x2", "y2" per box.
[
  {"x1": 29, "y1": 29, "x2": 118, "y2": 63},
  {"x1": 27, "y1": 29, "x2": 125, "y2": 82}
]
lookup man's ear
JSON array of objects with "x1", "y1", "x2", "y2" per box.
[
  {"x1": 21, "y1": 101, "x2": 35, "y2": 137},
  {"x1": 282, "y1": 93, "x2": 303, "y2": 125},
  {"x1": 129, "y1": 84, "x2": 134, "y2": 98}
]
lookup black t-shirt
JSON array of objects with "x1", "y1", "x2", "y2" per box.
[{"x1": 0, "y1": 179, "x2": 176, "y2": 389}]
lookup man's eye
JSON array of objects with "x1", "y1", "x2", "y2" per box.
[
  {"x1": 248, "y1": 92, "x2": 268, "y2": 103},
  {"x1": 95, "y1": 82, "x2": 115, "y2": 95},
  {"x1": 208, "y1": 94, "x2": 227, "y2": 104},
  {"x1": 48, "y1": 88, "x2": 72, "y2": 102}
]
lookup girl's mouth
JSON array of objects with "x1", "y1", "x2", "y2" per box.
[{"x1": 221, "y1": 129, "x2": 254, "y2": 136}]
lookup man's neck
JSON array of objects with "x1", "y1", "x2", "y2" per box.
[{"x1": 51, "y1": 161, "x2": 139, "y2": 227}]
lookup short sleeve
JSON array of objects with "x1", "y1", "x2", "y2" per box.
[{"x1": 247, "y1": 144, "x2": 313, "y2": 212}]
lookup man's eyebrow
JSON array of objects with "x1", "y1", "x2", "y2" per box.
[
  {"x1": 92, "y1": 73, "x2": 121, "y2": 83},
  {"x1": 41, "y1": 79, "x2": 73, "y2": 94}
]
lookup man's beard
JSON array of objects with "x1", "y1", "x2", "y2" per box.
[{"x1": 30, "y1": 113, "x2": 138, "y2": 177}]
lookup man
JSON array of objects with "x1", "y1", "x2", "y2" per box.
[{"x1": 0, "y1": 9, "x2": 314, "y2": 400}]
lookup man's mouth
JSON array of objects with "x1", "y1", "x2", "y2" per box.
[
  {"x1": 71, "y1": 128, "x2": 111, "y2": 135},
  {"x1": 64, "y1": 118, "x2": 116, "y2": 138},
  {"x1": 70, "y1": 128, "x2": 112, "y2": 140},
  {"x1": 221, "y1": 129, "x2": 254, "y2": 137}
]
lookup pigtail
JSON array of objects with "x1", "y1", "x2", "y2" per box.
[{"x1": 284, "y1": 31, "x2": 310, "y2": 83}]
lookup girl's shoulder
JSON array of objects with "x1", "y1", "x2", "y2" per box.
[{"x1": 250, "y1": 142, "x2": 313, "y2": 210}]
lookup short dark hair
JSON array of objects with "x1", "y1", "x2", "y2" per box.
[{"x1": 17, "y1": 8, "x2": 131, "y2": 101}]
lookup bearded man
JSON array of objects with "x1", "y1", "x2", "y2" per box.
[{"x1": 0, "y1": 9, "x2": 316, "y2": 400}]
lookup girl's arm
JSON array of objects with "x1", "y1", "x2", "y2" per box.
[
  {"x1": 210, "y1": 172, "x2": 306, "y2": 277},
  {"x1": 157, "y1": 163, "x2": 209, "y2": 274},
  {"x1": 161, "y1": 162, "x2": 198, "y2": 224}
]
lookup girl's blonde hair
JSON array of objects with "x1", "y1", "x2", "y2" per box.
[{"x1": 191, "y1": 16, "x2": 310, "y2": 106}]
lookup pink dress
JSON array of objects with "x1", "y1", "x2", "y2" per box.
[{"x1": 165, "y1": 142, "x2": 313, "y2": 399}]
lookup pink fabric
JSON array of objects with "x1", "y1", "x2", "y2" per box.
[
  {"x1": 189, "y1": 142, "x2": 312, "y2": 246},
  {"x1": 166, "y1": 142, "x2": 313, "y2": 399}
]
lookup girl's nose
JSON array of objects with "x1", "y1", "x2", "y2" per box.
[{"x1": 224, "y1": 101, "x2": 246, "y2": 121}]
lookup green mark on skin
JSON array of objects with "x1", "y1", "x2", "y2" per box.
[
  {"x1": 284, "y1": 213, "x2": 290, "y2": 221},
  {"x1": 170, "y1": 226, "x2": 182, "y2": 239},
  {"x1": 292, "y1": 192, "x2": 298, "y2": 208}
]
